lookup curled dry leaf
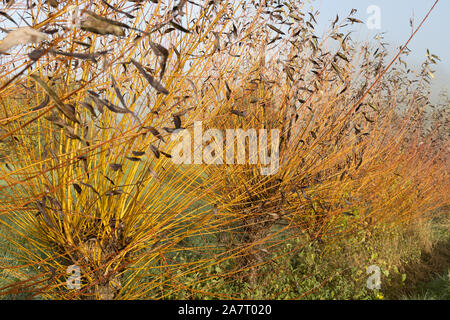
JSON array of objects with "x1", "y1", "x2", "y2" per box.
[
  {"x1": 73, "y1": 183, "x2": 82, "y2": 194},
  {"x1": 31, "y1": 94, "x2": 50, "y2": 111},
  {"x1": 267, "y1": 24, "x2": 285, "y2": 35},
  {"x1": 144, "y1": 126, "x2": 166, "y2": 142},
  {"x1": 149, "y1": 41, "x2": 169, "y2": 78},
  {"x1": 169, "y1": 21, "x2": 191, "y2": 33},
  {"x1": 30, "y1": 75, "x2": 80, "y2": 124},
  {"x1": 0, "y1": 11, "x2": 18, "y2": 26},
  {"x1": 0, "y1": 27, "x2": 47, "y2": 53},
  {"x1": 80, "y1": 182, "x2": 100, "y2": 196},
  {"x1": 230, "y1": 109, "x2": 244, "y2": 117},
  {"x1": 80, "y1": 11, "x2": 126, "y2": 37},
  {"x1": 81, "y1": 102, "x2": 97, "y2": 118},
  {"x1": 126, "y1": 156, "x2": 141, "y2": 162},
  {"x1": 105, "y1": 189, "x2": 125, "y2": 196},
  {"x1": 160, "y1": 151, "x2": 172, "y2": 158},
  {"x1": 173, "y1": 114, "x2": 182, "y2": 129},
  {"x1": 149, "y1": 145, "x2": 160, "y2": 158},
  {"x1": 131, "y1": 59, "x2": 169, "y2": 94},
  {"x1": 110, "y1": 163, "x2": 122, "y2": 172}
]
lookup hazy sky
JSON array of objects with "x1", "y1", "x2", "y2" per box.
[
  {"x1": 0, "y1": 1, "x2": 448, "y2": 101},
  {"x1": 312, "y1": 0, "x2": 449, "y2": 102}
]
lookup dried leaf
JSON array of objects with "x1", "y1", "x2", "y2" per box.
[
  {"x1": 51, "y1": 49, "x2": 100, "y2": 62},
  {"x1": 0, "y1": 27, "x2": 47, "y2": 53},
  {"x1": 230, "y1": 109, "x2": 244, "y2": 117},
  {"x1": 131, "y1": 59, "x2": 169, "y2": 94},
  {"x1": 331, "y1": 62, "x2": 345, "y2": 82},
  {"x1": 160, "y1": 151, "x2": 172, "y2": 158},
  {"x1": 0, "y1": 11, "x2": 18, "y2": 26},
  {"x1": 28, "y1": 48, "x2": 46, "y2": 61},
  {"x1": 105, "y1": 189, "x2": 125, "y2": 196},
  {"x1": 110, "y1": 75, "x2": 127, "y2": 109},
  {"x1": 169, "y1": 21, "x2": 191, "y2": 33},
  {"x1": 80, "y1": 182, "x2": 100, "y2": 196},
  {"x1": 173, "y1": 114, "x2": 182, "y2": 129},
  {"x1": 347, "y1": 17, "x2": 364, "y2": 24},
  {"x1": 149, "y1": 145, "x2": 160, "y2": 158},
  {"x1": 126, "y1": 156, "x2": 141, "y2": 162},
  {"x1": 335, "y1": 52, "x2": 349, "y2": 62},
  {"x1": 144, "y1": 126, "x2": 165, "y2": 142},
  {"x1": 110, "y1": 163, "x2": 122, "y2": 172},
  {"x1": 81, "y1": 102, "x2": 97, "y2": 118},
  {"x1": 31, "y1": 94, "x2": 50, "y2": 111},
  {"x1": 267, "y1": 24, "x2": 285, "y2": 35},
  {"x1": 149, "y1": 41, "x2": 168, "y2": 78},
  {"x1": 73, "y1": 183, "x2": 82, "y2": 194},
  {"x1": 80, "y1": 11, "x2": 126, "y2": 36},
  {"x1": 30, "y1": 75, "x2": 79, "y2": 124}
]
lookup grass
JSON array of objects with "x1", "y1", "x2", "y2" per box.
[
  {"x1": 405, "y1": 272, "x2": 450, "y2": 300},
  {"x1": 0, "y1": 194, "x2": 448, "y2": 300}
]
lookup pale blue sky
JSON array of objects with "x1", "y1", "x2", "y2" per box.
[
  {"x1": 312, "y1": 0, "x2": 449, "y2": 102},
  {"x1": 1, "y1": 1, "x2": 448, "y2": 101}
]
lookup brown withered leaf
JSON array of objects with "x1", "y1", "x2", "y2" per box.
[
  {"x1": 267, "y1": 24, "x2": 285, "y2": 35},
  {"x1": 30, "y1": 75, "x2": 80, "y2": 124},
  {"x1": 28, "y1": 48, "x2": 46, "y2": 61},
  {"x1": 149, "y1": 41, "x2": 169, "y2": 57},
  {"x1": 73, "y1": 183, "x2": 82, "y2": 194},
  {"x1": 173, "y1": 114, "x2": 182, "y2": 129},
  {"x1": 110, "y1": 163, "x2": 122, "y2": 172},
  {"x1": 110, "y1": 75, "x2": 127, "y2": 109},
  {"x1": 149, "y1": 41, "x2": 169, "y2": 78},
  {"x1": 81, "y1": 102, "x2": 97, "y2": 118},
  {"x1": 80, "y1": 182, "x2": 100, "y2": 196},
  {"x1": 230, "y1": 109, "x2": 244, "y2": 117},
  {"x1": 0, "y1": 11, "x2": 18, "y2": 26},
  {"x1": 347, "y1": 17, "x2": 364, "y2": 24},
  {"x1": 362, "y1": 112, "x2": 374, "y2": 123},
  {"x1": 105, "y1": 189, "x2": 125, "y2": 196},
  {"x1": 126, "y1": 156, "x2": 141, "y2": 162},
  {"x1": 132, "y1": 151, "x2": 146, "y2": 156},
  {"x1": 31, "y1": 94, "x2": 50, "y2": 111},
  {"x1": 144, "y1": 126, "x2": 166, "y2": 142},
  {"x1": 102, "y1": 173, "x2": 115, "y2": 185},
  {"x1": 51, "y1": 49, "x2": 108, "y2": 62},
  {"x1": 331, "y1": 62, "x2": 345, "y2": 82},
  {"x1": 335, "y1": 51, "x2": 349, "y2": 62},
  {"x1": 80, "y1": 10, "x2": 126, "y2": 37},
  {"x1": 225, "y1": 81, "x2": 231, "y2": 100},
  {"x1": 88, "y1": 90, "x2": 128, "y2": 114},
  {"x1": 149, "y1": 145, "x2": 160, "y2": 158},
  {"x1": 160, "y1": 151, "x2": 172, "y2": 158},
  {"x1": 169, "y1": 21, "x2": 191, "y2": 33},
  {"x1": 105, "y1": 101, "x2": 131, "y2": 114},
  {"x1": 131, "y1": 59, "x2": 169, "y2": 94},
  {"x1": 64, "y1": 127, "x2": 82, "y2": 141}
]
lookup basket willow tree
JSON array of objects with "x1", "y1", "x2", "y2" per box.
[{"x1": 0, "y1": 0, "x2": 258, "y2": 299}]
